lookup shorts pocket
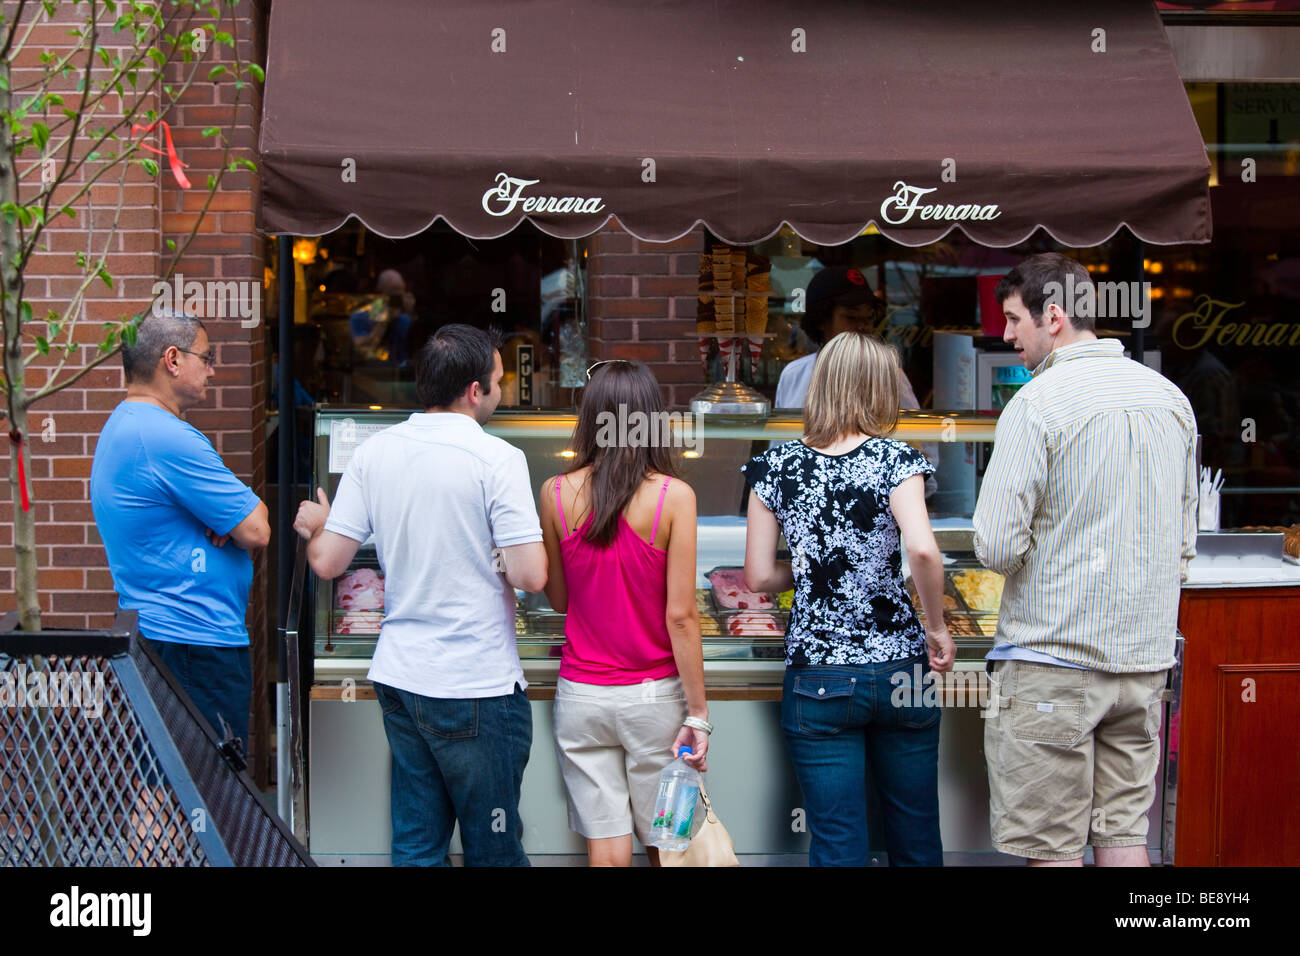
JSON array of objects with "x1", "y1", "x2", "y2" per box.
[
  {"x1": 1007, "y1": 663, "x2": 1085, "y2": 744},
  {"x1": 414, "y1": 697, "x2": 479, "y2": 740},
  {"x1": 1144, "y1": 672, "x2": 1167, "y2": 742},
  {"x1": 791, "y1": 674, "x2": 855, "y2": 736}
]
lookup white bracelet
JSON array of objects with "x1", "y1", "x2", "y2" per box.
[{"x1": 683, "y1": 715, "x2": 713, "y2": 735}]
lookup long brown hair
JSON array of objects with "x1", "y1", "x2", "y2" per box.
[{"x1": 568, "y1": 361, "x2": 678, "y2": 547}]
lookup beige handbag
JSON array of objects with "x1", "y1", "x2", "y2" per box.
[{"x1": 657, "y1": 781, "x2": 739, "y2": 867}]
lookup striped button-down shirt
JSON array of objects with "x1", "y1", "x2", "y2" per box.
[{"x1": 973, "y1": 338, "x2": 1198, "y2": 673}]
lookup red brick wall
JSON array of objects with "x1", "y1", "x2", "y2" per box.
[
  {"x1": 0, "y1": 2, "x2": 270, "y2": 775},
  {"x1": 586, "y1": 225, "x2": 707, "y2": 408}
]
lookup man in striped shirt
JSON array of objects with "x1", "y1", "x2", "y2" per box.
[{"x1": 973, "y1": 253, "x2": 1198, "y2": 867}]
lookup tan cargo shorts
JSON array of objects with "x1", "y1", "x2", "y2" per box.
[{"x1": 983, "y1": 660, "x2": 1169, "y2": 861}]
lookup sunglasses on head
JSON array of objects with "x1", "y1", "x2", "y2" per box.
[{"x1": 585, "y1": 359, "x2": 631, "y2": 380}]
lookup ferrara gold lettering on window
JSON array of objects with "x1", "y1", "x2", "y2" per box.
[
  {"x1": 481, "y1": 172, "x2": 605, "y2": 217},
  {"x1": 880, "y1": 181, "x2": 1001, "y2": 226},
  {"x1": 1172, "y1": 296, "x2": 1300, "y2": 350}
]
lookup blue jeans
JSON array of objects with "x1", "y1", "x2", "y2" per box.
[
  {"x1": 781, "y1": 654, "x2": 942, "y2": 866},
  {"x1": 373, "y1": 681, "x2": 532, "y2": 867}
]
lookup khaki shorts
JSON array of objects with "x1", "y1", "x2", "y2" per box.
[
  {"x1": 552, "y1": 675, "x2": 687, "y2": 845},
  {"x1": 984, "y1": 660, "x2": 1168, "y2": 861}
]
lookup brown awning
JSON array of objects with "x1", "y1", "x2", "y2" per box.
[{"x1": 259, "y1": 1, "x2": 1211, "y2": 247}]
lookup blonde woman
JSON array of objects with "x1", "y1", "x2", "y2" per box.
[{"x1": 742, "y1": 331, "x2": 955, "y2": 867}]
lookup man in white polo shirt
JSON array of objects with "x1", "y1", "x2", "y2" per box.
[{"x1": 294, "y1": 324, "x2": 547, "y2": 867}]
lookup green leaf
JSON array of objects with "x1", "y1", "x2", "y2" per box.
[
  {"x1": 42, "y1": 1, "x2": 57, "y2": 15},
  {"x1": 21, "y1": 301, "x2": 33, "y2": 323},
  {"x1": 75, "y1": 251, "x2": 87, "y2": 267},
  {"x1": 0, "y1": 201, "x2": 18, "y2": 223},
  {"x1": 165, "y1": 238, "x2": 176, "y2": 251},
  {"x1": 35, "y1": 337, "x2": 50, "y2": 355},
  {"x1": 147, "y1": 48, "x2": 166, "y2": 69},
  {"x1": 137, "y1": 157, "x2": 160, "y2": 177},
  {"x1": 208, "y1": 65, "x2": 228, "y2": 80},
  {"x1": 214, "y1": 30, "x2": 234, "y2": 47},
  {"x1": 201, "y1": 126, "x2": 219, "y2": 138},
  {"x1": 32, "y1": 122, "x2": 50, "y2": 152},
  {"x1": 98, "y1": 48, "x2": 112, "y2": 69},
  {"x1": 247, "y1": 63, "x2": 265, "y2": 83},
  {"x1": 59, "y1": 205, "x2": 76, "y2": 220},
  {"x1": 97, "y1": 268, "x2": 114, "y2": 290},
  {"x1": 122, "y1": 323, "x2": 139, "y2": 347},
  {"x1": 206, "y1": 173, "x2": 216, "y2": 190},
  {"x1": 44, "y1": 94, "x2": 63, "y2": 108}
]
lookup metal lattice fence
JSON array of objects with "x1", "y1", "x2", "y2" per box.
[
  {"x1": 1, "y1": 653, "x2": 208, "y2": 866},
  {"x1": 0, "y1": 613, "x2": 313, "y2": 867}
]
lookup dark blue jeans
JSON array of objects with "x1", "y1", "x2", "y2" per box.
[
  {"x1": 147, "y1": 636, "x2": 250, "y2": 749},
  {"x1": 781, "y1": 654, "x2": 942, "y2": 866},
  {"x1": 373, "y1": 681, "x2": 532, "y2": 867}
]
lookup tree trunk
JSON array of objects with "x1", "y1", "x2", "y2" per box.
[
  {"x1": 7, "y1": 403, "x2": 39, "y2": 632},
  {"x1": 0, "y1": 55, "x2": 39, "y2": 632}
]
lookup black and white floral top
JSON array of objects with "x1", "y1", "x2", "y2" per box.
[{"x1": 742, "y1": 438, "x2": 935, "y2": 667}]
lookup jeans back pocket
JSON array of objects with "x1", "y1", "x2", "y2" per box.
[
  {"x1": 790, "y1": 674, "x2": 856, "y2": 736},
  {"x1": 414, "y1": 696, "x2": 479, "y2": 740}
]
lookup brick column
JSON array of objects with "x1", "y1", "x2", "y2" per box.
[{"x1": 586, "y1": 225, "x2": 707, "y2": 408}]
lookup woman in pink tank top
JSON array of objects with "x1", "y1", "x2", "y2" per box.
[{"x1": 539, "y1": 360, "x2": 709, "y2": 867}]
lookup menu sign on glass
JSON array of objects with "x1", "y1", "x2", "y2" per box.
[{"x1": 328, "y1": 419, "x2": 390, "y2": 474}]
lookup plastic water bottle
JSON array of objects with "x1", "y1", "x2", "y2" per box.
[{"x1": 650, "y1": 747, "x2": 701, "y2": 851}]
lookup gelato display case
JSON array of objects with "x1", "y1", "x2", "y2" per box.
[{"x1": 293, "y1": 406, "x2": 1179, "y2": 865}]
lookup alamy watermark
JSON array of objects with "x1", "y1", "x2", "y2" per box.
[
  {"x1": 1, "y1": 664, "x2": 105, "y2": 719},
  {"x1": 890, "y1": 662, "x2": 991, "y2": 713},
  {"x1": 151, "y1": 273, "x2": 261, "y2": 328},
  {"x1": 1043, "y1": 274, "x2": 1151, "y2": 328},
  {"x1": 595, "y1": 404, "x2": 704, "y2": 455}
]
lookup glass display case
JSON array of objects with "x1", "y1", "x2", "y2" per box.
[
  {"x1": 305, "y1": 406, "x2": 1003, "y2": 691},
  {"x1": 296, "y1": 406, "x2": 1179, "y2": 864}
]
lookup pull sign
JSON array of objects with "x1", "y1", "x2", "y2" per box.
[{"x1": 517, "y1": 344, "x2": 534, "y2": 406}]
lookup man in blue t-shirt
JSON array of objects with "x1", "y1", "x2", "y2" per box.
[{"x1": 91, "y1": 310, "x2": 270, "y2": 750}]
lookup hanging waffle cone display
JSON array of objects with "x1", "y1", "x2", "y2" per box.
[
  {"x1": 695, "y1": 246, "x2": 773, "y2": 398},
  {"x1": 744, "y1": 252, "x2": 771, "y2": 376}
]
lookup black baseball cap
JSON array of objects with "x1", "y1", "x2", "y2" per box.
[{"x1": 806, "y1": 266, "x2": 877, "y2": 308}]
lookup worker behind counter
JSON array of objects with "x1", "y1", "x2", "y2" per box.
[
  {"x1": 349, "y1": 268, "x2": 413, "y2": 366},
  {"x1": 775, "y1": 266, "x2": 938, "y2": 497}
]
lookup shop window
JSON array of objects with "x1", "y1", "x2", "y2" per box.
[{"x1": 267, "y1": 221, "x2": 587, "y2": 411}]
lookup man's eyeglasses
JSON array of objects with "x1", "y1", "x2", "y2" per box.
[
  {"x1": 586, "y1": 359, "x2": 630, "y2": 380},
  {"x1": 176, "y1": 347, "x2": 216, "y2": 368}
]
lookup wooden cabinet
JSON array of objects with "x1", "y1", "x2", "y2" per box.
[{"x1": 1175, "y1": 586, "x2": 1300, "y2": 865}]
